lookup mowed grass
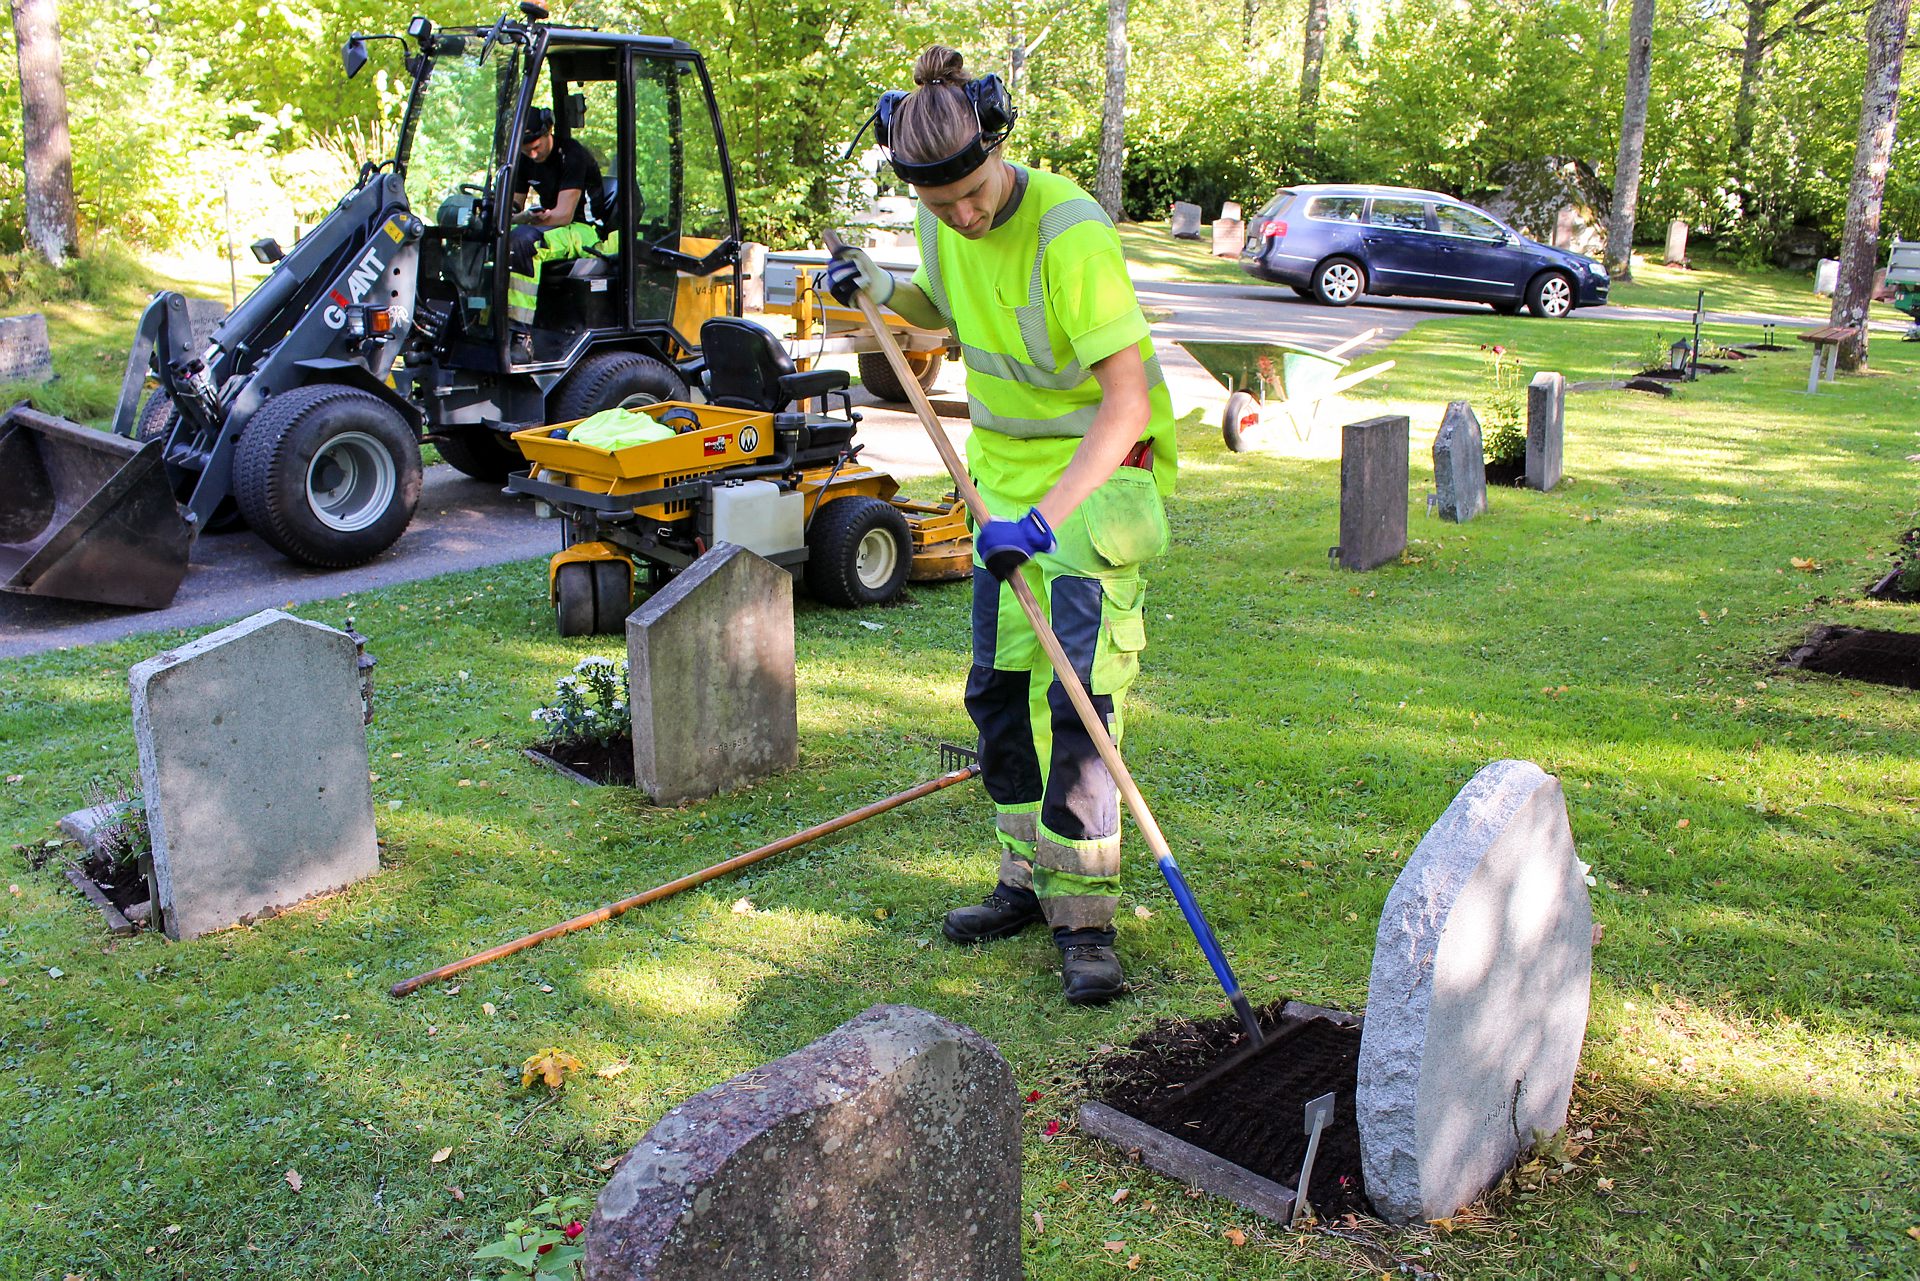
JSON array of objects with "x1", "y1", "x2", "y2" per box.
[{"x1": 0, "y1": 314, "x2": 1917, "y2": 1278}]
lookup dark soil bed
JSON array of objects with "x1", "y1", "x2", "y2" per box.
[
  {"x1": 1090, "y1": 1003, "x2": 1369, "y2": 1219},
  {"x1": 1783, "y1": 625, "x2": 1920, "y2": 689},
  {"x1": 1485, "y1": 459, "x2": 1526, "y2": 487},
  {"x1": 76, "y1": 849, "x2": 148, "y2": 914},
  {"x1": 1867, "y1": 531, "x2": 1920, "y2": 602},
  {"x1": 526, "y1": 736, "x2": 633, "y2": 786}
]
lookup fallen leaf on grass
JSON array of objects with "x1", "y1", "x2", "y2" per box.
[
  {"x1": 1133, "y1": 904, "x2": 1153, "y2": 920},
  {"x1": 521, "y1": 1047, "x2": 585, "y2": 1089},
  {"x1": 731, "y1": 898, "x2": 755, "y2": 915},
  {"x1": 482, "y1": 1002, "x2": 497, "y2": 1017},
  {"x1": 1596, "y1": 1177, "x2": 1616, "y2": 1192},
  {"x1": 1906, "y1": 1225, "x2": 1920, "y2": 1242},
  {"x1": 284, "y1": 1169, "x2": 303, "y2": 1192},
  {"x1": 1024, "y1": 1089, "x2": 1042, "y2": 1104},
  {"x1": 1790, "y1": 557, "x2": 1820, "y2": 572},
  {"x1": 1042, "y1": 1119, "x2": 1061, "y2": 1140},
  {"x1": 1223, "y1": 1228, "x2": 1247, "y2": 1246},
  {"x1": 1110, "y1": 1188, "x2": 1130, "y2": 1204},
  {"x1": 596, "y1": 1061, "x2": 631, "y2": 1079},
  {"x1": 430, "y1": 1146, "x2": 453, "y2": 1164},
  {"x1": 447, "y1": 1186, "x2": 464, "y2": 1201},
  {"x1": 1102, "y1": 1241, "x2": 1126, "y2": 1253},
  {"x1": 1032, "y1": 1211, "x2": 1044, "y2": 1234},
  {"x1": 1127, "y1": 1254, "x2": 1141, "y2": 1271},
  {"x1": 1676, "y1": 818, "x2": 1690, "y2": 829},
  {"x1": 4, "y1": 775, "x2": 22, "y2": 785}
]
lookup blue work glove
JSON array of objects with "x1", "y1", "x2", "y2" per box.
[
  {"x1": 976, "y1": 508, "x2": 1056, "y2": 580},
  {"x1": 824, "y1": 245, "x2": 898, "y2": 308}
]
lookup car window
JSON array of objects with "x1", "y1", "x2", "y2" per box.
[
  {"x1": 1258, "y1": 190, "x2": 1295, "y2": 218},
  {"x1": 1306, "y1": 195, "x2": 1364, "y2": 223},
  {"x1": 1435, "y1": 205, "x2": 1504, "y2": 239},
  {"x1": 1367, "y1": 198, "x2": 1430, "y2": 231}
]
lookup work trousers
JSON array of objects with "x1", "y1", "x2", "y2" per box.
[
  {"x1": 507, "y1": 222, "x2": 604, "y2": 328},
  {"x1": 966, "y1": 464, "x2": 1168, "y2": 937}
]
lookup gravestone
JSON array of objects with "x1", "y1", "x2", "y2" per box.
[
  {"x1": 1431, "y1": 401, "x2": 1487, "y2": 523},
  {"x1": 1814, "y1": 257, "x2": 1839, "y2": 296},
  {"x1": 1212, "y1": 218, "x2": 1245, "y2": 258},
  {"x1": 627, "y1": 542, "x2": 797, "y2": 806},
  {"x1": 1525, "y1": 372, "x2": 1565, "y2": 492},
  {"x1": 130, "y1": 610, "x2": 378, "y2": 941},
  {"x1": 1170, "y1": 202, "x2": 1202, "y2": 239},
  {"x1": 1335, "y1": 415, "x2": 1409, "y2": 571},
  {"x1": 184, "y1": 297, "x2": 227, "y2": 345},
  {"x1": 588, "y1": 1005, "x2": 1022, "y2": 1281},
  {"x1": 1220, "y1": 200, "x2": 1244, "y2": 223},
  {"x1": 1663, "y1": 219, "x2": 1689, "y2": 267},
  {"x1": 0, "y1": 314, "x2": 54, "y2": 383},
  {"x1": 1355, "y1": 759, "x2": 1592, "y2": 1225}
]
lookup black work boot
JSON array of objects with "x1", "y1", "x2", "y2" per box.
[
  {"x1": 1057, "y1": 927, "x2": 1125, "y2": 1006},
  {"x1": 942, "y1": 883, "x2": 1044, "y2": 944}
]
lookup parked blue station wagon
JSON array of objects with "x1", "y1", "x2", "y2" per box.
[{"x1": 1240, "y1": 184, "x2": 1609, "y2": 317}]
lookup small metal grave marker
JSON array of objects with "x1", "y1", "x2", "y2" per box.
[{"x1": 1290, "y1": 1092, "x2": 1336, "y2": 1226}]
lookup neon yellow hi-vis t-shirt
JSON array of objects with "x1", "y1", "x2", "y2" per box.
[{"x1": 910, "y1": 166, "x2": 1176, "y2": 509}]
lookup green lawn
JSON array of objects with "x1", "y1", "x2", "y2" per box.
[{"x1": 2, "y1": 311, "x2": 1918, "y2": 1278}]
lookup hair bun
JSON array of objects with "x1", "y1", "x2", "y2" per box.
[{"x1": 911, "y1": 44, "x2": 968, "y2": 88}]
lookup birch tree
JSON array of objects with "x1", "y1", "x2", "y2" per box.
[
  {"x1": 1604, "y1": 0, "x2": 1655, "y2": 279},
  {"x1": 1829, "y1": 0, "x2": 1911, "y2": 370},
  {"x1": 10, "y1": 0, "x2": 78, "y2": 264},
  {"x1": 1093, "y1": 0, "x2": 1128, "y2": 219}
]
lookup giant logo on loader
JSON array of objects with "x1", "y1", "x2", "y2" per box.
[{"x1": 322, "y1": 220, "x2": 407, "y2": 329}]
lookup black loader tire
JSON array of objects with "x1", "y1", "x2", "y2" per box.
[
  {"x1": 436, "y1": 429, "x2": 525, "y2": 483},
  {"x1": 549, "y1": 350, "x2": 686, "y2": 424},
  {"x1": 806, "y1": 495, "x2": 912, "y2": 608},
  {"x1": 554, "y1": 562, "x2": 596, "y2": 637},
  {"x1": 137, "y1": 390, "x2": 247, "y2": 533},
  {"x1": 857, "y1": 349, "x2": 943, "y2": 403},
  {"x1": 232, "y1": 384, "x2": 423, "y2": 567}
]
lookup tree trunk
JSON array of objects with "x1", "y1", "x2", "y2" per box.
[
  {"x1": 10, "y1": 0, "x2": 78, "y2": 265},
  {"x1": 1727, "y1": 0, "x2": 1769, "y2": 206},
  {"x1": 1604, "y1": 0, "x2": 1656, "y2": 280},
  {"x1": 1831, "y1": 0, "x2": 1911, "y2": 370},
  {"x1": 1094, "y1": 0, "x2": 1128, "y2": 220},
  {"x1": 1299, "y1": 0, "x2": 1330, "y2": 131}
]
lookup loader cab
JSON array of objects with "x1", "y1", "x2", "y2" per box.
[{"x1": 400, "y1": 20, "x2": 741, "y2": 382}]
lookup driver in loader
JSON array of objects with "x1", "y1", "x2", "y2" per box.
[
  {"x1": 507, "y1": 106, "x2": 606, "y2": 360},
  {"x1": 827, "y1": 45, "x2": 1176, "y2": 1008}
]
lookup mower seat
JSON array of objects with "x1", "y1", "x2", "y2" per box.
[{"x1": 701, "y1": 317, "x2": 849, "y2": 413}]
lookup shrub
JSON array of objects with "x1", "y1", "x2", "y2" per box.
[
  {"x1": 529, "y1": 656, "x2": 630, "y2": 746},
  {"x1": 1478, "y1": 344, "x2": 1526, "y2": 468}
]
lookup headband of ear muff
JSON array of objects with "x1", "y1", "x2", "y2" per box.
[{"x1": 872, "y1": 74, "x2": 1017, "y2": 187}]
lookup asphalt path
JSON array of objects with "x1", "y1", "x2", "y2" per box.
[{"x1": 0, "y1": 277, "x2": 1860, "y2": 659}]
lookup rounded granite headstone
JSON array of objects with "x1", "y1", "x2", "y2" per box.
[
  {"x1": 587, "y1": 1004, "x2": 1021, "y2": 1280},
  {"x1": 1356, "y1": 759, "x2": 1592, "y2": 1225}
]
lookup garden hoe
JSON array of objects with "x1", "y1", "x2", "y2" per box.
[{"x1": 823, "y1": 230, "x2": 1264, "y2": 1049}]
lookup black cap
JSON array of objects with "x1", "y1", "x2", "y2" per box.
[{"x1": 521, "y1": 107, "x2": 553, "y2": 145}]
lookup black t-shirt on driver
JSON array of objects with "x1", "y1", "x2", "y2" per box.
[{"x1": 514, "y1": 136, "x2": 601, "y2": 225}]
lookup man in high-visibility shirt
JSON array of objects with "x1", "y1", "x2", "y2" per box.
[
  {"x1": 828, "y1": 45, "x2": 1176, "y2": 1006},
  {"x1": 506, "y1": 108, "x2": 605, "y2": 361}
]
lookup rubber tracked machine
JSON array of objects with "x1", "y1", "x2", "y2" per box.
[{"x1": 3, "y1": 3, "x2": 750, "y2": 608}]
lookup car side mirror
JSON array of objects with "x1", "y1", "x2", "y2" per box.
[
  {"x1": 342, "y1": 36, "x2": 369, "y2": 79},
  {"x1": 1493, "y1": 232, "x2": 1510, "y2": 245}
]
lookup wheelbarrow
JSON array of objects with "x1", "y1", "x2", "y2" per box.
[{"x1": 1178, "y1": 330, "x2": 1394, "y2": 451}]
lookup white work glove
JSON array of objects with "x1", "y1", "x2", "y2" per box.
[{"x1": 824, "y1": 245, "x2": 898, "y2": 308}]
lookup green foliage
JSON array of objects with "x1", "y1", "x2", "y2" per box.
[
  {"x1": 474, "y1": 1195, "x2": 591, "y2": 1279},
  {"x1": 1476, "y1": 342, "x2": 1527, "y2": 467},
  {"x1": 530, "y1": 656, "x2": 630, "y2": 746}
]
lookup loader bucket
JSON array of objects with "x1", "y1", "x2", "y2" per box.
[{"x1": 0, "y1": 404, "x2": 192, "y2": 609}]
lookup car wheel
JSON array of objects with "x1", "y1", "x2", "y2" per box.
[
  {"x1": 1222, "y1": 390, "x2": 1260, "y2": 453},
  {"x1": 1312, "y1": 257, "x2": 1365, "y2": 307},
  {"x1": 1492, "y1": 301, "x2": 1523, "y2": 316},
  {"x1": 232, "y1": 384, "x2": 422, "y2": 567},
  {"x1": 1526, "y1": 272, "x2": 1575, "y2": 318}
]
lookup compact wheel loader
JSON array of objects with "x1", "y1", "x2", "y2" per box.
[{"x1": 0, "y1": 3, "x2": 748, "y2": 609}]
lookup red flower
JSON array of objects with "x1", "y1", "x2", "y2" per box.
[
  {"x1": 1491, "y1": 345, "x2": 1506, "y2": 356},
  {"x1": 1025, "y1": 1090, "x2": 1043, "y2": 1104},
  {"x1": 1042, "y1": 1119, "x2": 1062, "y2": 1140},
  {"x1": 564, "y1": 1221, "x2": 585, "y2": 1240}
]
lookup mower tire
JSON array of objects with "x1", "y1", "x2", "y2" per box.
[
  {"x1": 550, "y1": 350, "x2": 686, "y2": 423},
  {"x1": 137, "y1": 389, "x2": 246, "y2": 533},
  {"x1": 436, "y1": 429, "x2": 524, "y2": 483},
  {"x1": 554, "y1": 558, "x2": 633, "y2": 637},
  {"x1": 232, "y1": 384, "x2": 422, "y2": 567},
  {"x1": 806, "y1": 495, "x2": 912, "y2": 607},
  {"x1": 857, "y1": 349, "x2": 943, "y2": 403}
]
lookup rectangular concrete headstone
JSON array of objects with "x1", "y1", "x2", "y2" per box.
[
  {"x1": 130, "y1": 610, "x2": 378, "y2": 941},
  {"x1": 1337, "y1": 415, "x2": 1409, "y2": 571},
  {"x1": 1356, "y1": 759, "x2": 1593, "y2": 1225},
  {"x1": 627, "y1": 542, "x2": 797, "y2": 806},
  {"x1": 1663, "y1": 219, "x2": 1689, "y2": 266},
  {"x1": 1170, "y1": 202, "x2": 1202, "y2": 239},
  {"x1": 588, "y1": 1004, "x2": 1022, "y2": 1280},
  {"x1": 1525, "y1": 372, "x2": 1565, "y2": 492},
  {"x1": 1431, "y1": 401, "x2": 1488, "y2": 523},
  {"x1": 1219, "y1": 200, "x2": 1244, "y2": 223},
  {"x1": 1211, "y1": 218, "x2": 1246, "y2": 258},
  {"x1": 0, "y1": 314, "x2": 54, "y2": 383}
]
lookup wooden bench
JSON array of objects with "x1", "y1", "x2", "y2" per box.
[{"x1": 1798, "y1": 325, "x2": 1859, "y2": 393}]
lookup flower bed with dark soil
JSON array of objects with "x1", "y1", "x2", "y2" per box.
[
  {"x1": 1088, "y1": 1002, "x2": 1370, "y2": 1219},
  {"x1": 1783, "y1": 625, "x2": 1920, "y2": 689},
  {"x1": 525, "y1": 736, "x2": 633, "y2": 787}
]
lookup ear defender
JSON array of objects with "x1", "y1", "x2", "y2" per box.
[{"x1": 871, "y1": 73, "x2": 1020, "y2": 188}]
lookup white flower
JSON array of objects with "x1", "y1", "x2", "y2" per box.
[
  {"x1": 582, "y1": 709, "x2": 597, "y2": 720},
  {"x1": 611, "y1": 701, "x2": 626, "y2": 713},
  {"x1": 557, "y1": 675, "x2": 579, "y2": 689},
  {"x1": 575, "y1": 656, "x2": 615, "y2": 674}
]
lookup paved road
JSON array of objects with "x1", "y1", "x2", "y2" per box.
[{"x1": 0, "y1": 278, "x2": 1869, "y2": 659}]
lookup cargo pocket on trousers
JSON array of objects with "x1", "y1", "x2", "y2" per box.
[
  {"x1": 1083, "y1": 467, "x2": 1171, "y2": 568},
  {"x1": 1092, "y1": 576, "x2": 1148, "y2": 696}
]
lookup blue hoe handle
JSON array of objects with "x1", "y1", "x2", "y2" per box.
[{"x1": 1158, "y1": 853, "x2": 1264, "y2": 1046}]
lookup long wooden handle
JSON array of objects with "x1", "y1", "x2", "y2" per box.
[{"x1": 827, "y1": 232, "x2": 1178, "y2": 868}]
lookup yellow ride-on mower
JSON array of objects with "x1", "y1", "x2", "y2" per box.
[{"x1": 509, "y1": 317, "x2": 971, "y2": 634}]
